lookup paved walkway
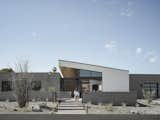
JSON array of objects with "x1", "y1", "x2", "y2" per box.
[{"x1": 56, "y1": 99, "x2": 86, "y2": 114}]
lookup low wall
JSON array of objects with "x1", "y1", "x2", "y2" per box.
[
  {"x1": 57, "y1": 91, "x2": 72, "y2": 99},
  {"x1": 29, "y1": 91, "x2": 52, "y2": 101},
  {"x1": 0, "y1": 113, "x2": 160, "y2": 120},
  {"x1": 0, "y1": 91, "x2": 72, "y2": 101},
  {"x1": 82, "y1": 91, "x2": 137, "y2": 105},
  {"x1": 0, "y1": 91, "x2": 52, "y2": 101},
  {"x1": 0, "y1": 91, "x2": 16, "y2": 101}
]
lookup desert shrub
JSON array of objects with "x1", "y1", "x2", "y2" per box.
[
  {"x1": 15, "y1": 78, "x2": 30, "y2": 108},
  {"x1": 121, "y1": 102, "x2": 127, "y2": 107},
  {"x1": 105, "y1": 103, "x2": 113, "y2": 111},
  {"x1": 98, "y1": 102, "x2": 102, "y2": 106},
  {"x1": 48, "y1": 87, "x2": 56, "y2": 102},
  {"x1": 142, "y1": 89, "x2": 155, "y2": 103},
  {"x1": 14, "y1": 60, "x2": 31, "y2": 108}
]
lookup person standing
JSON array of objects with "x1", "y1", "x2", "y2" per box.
[{"x1": 73, "y1": 88, "x2": 79, "y2": 101}]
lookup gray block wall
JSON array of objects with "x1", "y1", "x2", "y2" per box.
[
  {"x1": 0, "y1": 72, "x2": 61, "y2": 101},
  {"x1": 130, "y1": 74, "x2": 160, "y2": 99},
  {"x1": 82, "y1": 91, "x2": 137, "y2": 106}
]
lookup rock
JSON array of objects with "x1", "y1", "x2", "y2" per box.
[
  {"x1": 32, "y1": 105, "x2": 42, "y2": 112},
  {"x1": 135, "y1": 103, "x2": 140, "y2": 107},
  {"x1": 130, "y1": 109, "x2": 139, "y2": 114},
  {"x1": 13, "y1": 108, "x2": 18, "y2": 111},
  {"x1": 39, "y1": 103, "x2": 53, "y2": 112}
]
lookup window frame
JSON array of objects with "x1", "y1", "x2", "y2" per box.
[
  {"x1": 31, "y1": 80, "x2": 41, "y2": 91},
  {"x1": 1, "y1": 80, "x2": 12, "y2": 92}
]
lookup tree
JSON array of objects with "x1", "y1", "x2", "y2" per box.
[
  {"x1": 13, "y1": 60, "x2": 31, "y2": 108},
  {"x1": 0, "y1": 68, "x2": 14, "y2": 73},
  {"x1": 48, "y1": 86, "x2": 56, "y2": 102},
  {"x1": 48, "y1": 66, "x2": 57, "y2": 102},
  {"x1": 52, "y1": 66, "x2": 57, "y2": 73}
]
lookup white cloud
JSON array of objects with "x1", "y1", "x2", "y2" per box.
[
  {"x1": 31, "y1": 32, "x2": 37, "y2": 37},
  {"x1": 136, "y1": 48, "x2": 142, "y2": 55},
  {"x1": 135, "y1": 48, "x2": 158, "y2": 63},
  {"x1": 104, "y1": 41, "x2": 117, "y2": 49},
  {"x1": 120, "y1": 8, "x2": 134, "y2": 17},
  {"x1": 120, "y1": 1, "x2": 134, "y2": 17},
  {"x1": 149, "y1": 56, "x2": 158, "y2": 63},
  {"x1": 145, "y1": 50, "x2": 158, "y2": 63}
]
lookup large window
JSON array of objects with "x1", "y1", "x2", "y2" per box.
[
  {"x1": 79, "y1": 69, "x2": 102, "y2": 77},
  {"x1": 1, "y1": 81, "x2": 12, "y2": 92},
  {"x1": 143, "y1": 82, "x2": 158, "y2": 97},
  {"x1": 31, "y1": 81, "x2": 41, "y2": 91}
]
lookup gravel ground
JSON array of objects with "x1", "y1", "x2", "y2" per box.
[
  {"x1": 88, "y1": 99, "x2": 160, "y2": 114},
  {"x1": 0, "y1": 101, "x2": 57, "y2": 112},
  {"x1": 88, "y1": 105, "x2": 160, "y2": 114},
  {"x1": 0, "y1": 99, "x2": 160, "y2": 114}
]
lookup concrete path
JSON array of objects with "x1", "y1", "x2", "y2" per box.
[{"x1": 56, "y1": 99, "x2": 86, "y2": 114}]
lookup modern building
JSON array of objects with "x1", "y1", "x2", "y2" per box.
[
  {"x1": 0, "y1": 59, "x2": 160, "y2": 105},
  {"x1": 59, "y1": 60, "x2": 129, "y2": 93},
  {"x1": 59, "y1": 60, "x2": 160, "y2": 99}
]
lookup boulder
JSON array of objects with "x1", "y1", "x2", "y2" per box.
[{"x1": 32, "y1": 105, "x2": 42, "y2": 112}]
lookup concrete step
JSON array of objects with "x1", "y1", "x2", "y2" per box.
[
  {"x1": 56, "y1": 110, "x2": 86, "y2": 114},
  {"x1": 59, "y1": 105, "x2": 84, "y2": 107},
  {"x1": 58, "y1": 108, "x2": 85, "y2": 110},
  {"x1": 58, "y1": 99, "x2": 85, "y2": 111},
  {"x1": 59, "y1": 103, "x2": 84, "y2": 106},
  {"x1": 58, "y1": 106, "x2": 85, "y2": 110}
]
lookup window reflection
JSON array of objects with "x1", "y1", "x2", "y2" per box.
[{"x1": 79, "y1": 69, "x2": 102, "y2": 77}]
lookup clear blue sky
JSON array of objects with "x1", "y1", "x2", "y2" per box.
[{"x1": 0, "y1": 0, "x2": 160, "y2": 73}]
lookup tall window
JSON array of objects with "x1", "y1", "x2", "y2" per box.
[
  {"x1": 1, "y1": 81, "x2": 12, "y2": 92},
  {"x1": 31, "y1": 81, "x2": 41, "y2": 91}
]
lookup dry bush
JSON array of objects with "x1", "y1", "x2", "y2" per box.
[{"x1": 13, "y1": 60, "x2": 32, "y2": 108}]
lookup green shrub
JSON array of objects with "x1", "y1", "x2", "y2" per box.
[
  {"x1": 0, "y1": 68, "x2": 14, "y2": 73},
  {"x1": 105, "y1": 103, "x2": 113, "y2": 111},
  {"x1": 142, "y1": 89, "x2": 155, "y2": 103}
]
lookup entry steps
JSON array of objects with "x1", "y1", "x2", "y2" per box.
[{"x1": 58, "y1": 101, "x2": 85, "y2": 110}]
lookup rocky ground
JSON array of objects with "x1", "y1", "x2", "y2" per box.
[
  {"x1": 88, "y1": 99, "x2": 160, "y2": 114},
  {"x1": 0, "y1": 101, "x2": 57, "y2": 113},
  {"x1": 88, "y1": 104, "x2": 160, "y2": 114},
  {"x1": 0, "y1": 99, "x2": 160, "y2": 114}
]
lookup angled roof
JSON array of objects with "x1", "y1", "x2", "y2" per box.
[{"x1": 59, "y1": 59, "x2": 129, "y2": 72}]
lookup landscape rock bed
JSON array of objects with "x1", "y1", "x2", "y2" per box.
[
  {"x1": 0, "y1": 99, "x2": 160, "y2": 114},
  {"x1": 0, "y1": 102, "x2": 57, "y2": 113}
]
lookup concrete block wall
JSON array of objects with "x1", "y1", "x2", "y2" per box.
[
  {"x1": 130, "y1": 74, "x2": 160, "y2": 99},
  {"x1": 82, "y1": 91, "x2": 137, "y2": 106},
  {"x1": 0, "y1": 72, "x2": 61, "y2": 101}
]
